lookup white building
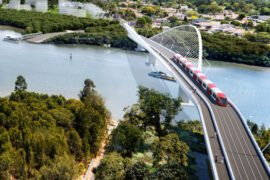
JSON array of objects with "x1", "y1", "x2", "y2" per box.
[
  {"x1": 84, "y1": 3, "x2": 106, "y2": 18},
  {"x1": 7, "y1": 0, "x2": 47, "y2": 12},
  {"x1": 59, "y1": 0, "x2": 86, "y2": 17},
  {"x1": 35, "y1": 0, "x2": 48, "y2": 12},
  {"x1": 8, "y1": 0, "x2": 20, "y2": 9}
]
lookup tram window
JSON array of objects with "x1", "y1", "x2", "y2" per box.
[
  {"x1": 203, "y1": 83, "x2": 206, "y2": 88},
  {"x1": 213, "y1": 93, "x2": 217, "y2": 99},
  {"x1": 220, "y1": 97, "x2": 227, "y2": 104},
  {"x1": 198, "y1": 78, "x2": 202, "y2": 84},
  {"x1": 194, "y1": 75, "x2": 197, "y2": 80}
]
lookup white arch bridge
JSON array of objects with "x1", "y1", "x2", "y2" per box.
[{"x1": 121, "y1": 21, "x2": 270, "y2": 180}]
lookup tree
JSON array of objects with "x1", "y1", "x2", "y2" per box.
[
  {"x1": 136, "y1": 16, "x2": 152, "y2": 28},
  {"x1": 141, "y1": 6, "x2": 156, "y2": 16},
  {"x1": 185, "y1": 10, "x2": 198, "y2": 17},
  {"x1": 14, "y1": 75, "x2": 27, "y2": 92},
  {"x1": 238, "y1": 13, "x2": 246, "y2": 20},
  {"x1": 168, "y1": 16, "x2": 181, "y2": 27},
  {"x1": 110, "y1": 121, "x2": 142, "y2": 157},
  {"x1": 125, "y1": 161, "x2": 150, "y2": 180},
  {"x1": 79, "y1": 78, "x2": 96, "y2": 104},
  {"x1": 153, "y1": 133, "x2": 189, "y2": 167},
  {"x1": 208, "y1": 2, "x2": 223, "y2": 15},
  {"x1": 255, "y1": 23, "x2": 268, "y2": 32},
  {"x1": 137, "y1": 86, "x2": 182, "y2": 137},
  {"x1": 150, "y1": 162, "x2": 188, "y2": 180},
  {"x1": 95, "y1": 152, "x2": 130, "y2": 180}
]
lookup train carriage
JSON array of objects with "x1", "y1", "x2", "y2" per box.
[
  {"x1": 211, "y1": 88, "x2": 228, "y2": 106},
  {"x1": 173, "y1": 53, "x2": 228, "y2": 107}
]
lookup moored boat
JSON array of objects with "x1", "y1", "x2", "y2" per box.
[{"x1": 3, "y1": 35, "x2": 21, "y2": 43}]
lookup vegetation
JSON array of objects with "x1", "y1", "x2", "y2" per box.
[
  {"x1": 152, "y1": 133, "x2": 189, "y2": 167},
  {"x1": 247, "y1": 120, "x2": 270, "y2": 162},
  {"x1": 0, "y1": 9, "x2": 121, "y2": 34},
  {"x1": 202, "y1": 32, "x2": 270, "y2": 67},
  {"x1": 110, "y1": 121, "x2": 142, "y2": 158},
  {"x1": 0, "y1": 76, "x2": 109, "y2": 179},
  {"x1": 47, "y1": 31, "x2": 136, "y2": 50},
  {"x1": 95, "y1": 86, "x2": 203, "y2": 179},
  {"x1": 94, "y1": 152, "x2": 131, "y2": 180}
]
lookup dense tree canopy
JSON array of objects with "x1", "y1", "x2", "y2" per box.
[
  {"x1": 153, "y1": 133, "x2": 189, "y2": 167},
  {"x1": 202, "y1": 32, "x2": 270, "y2": 67},
  {"x1": 110, "y1": 121, "x2": 142, "y2": 157},
  {"x1": 95, "y1": 152, "x2": 131, "y2": 180},
  {"x1": 0, "y1": 9, "x2": 122, "y2": 34},
  {"x1": 137, "y1": 86, "x2": 182, "y2": 137},
  {"x1": 0, "y1": 77, "x2": 109, "y2": 179}
]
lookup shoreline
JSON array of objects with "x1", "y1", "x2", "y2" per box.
[{"x1": 1, "y1": 25, "x2": 269, "y2": 68}]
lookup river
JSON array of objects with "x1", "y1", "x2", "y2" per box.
[{"x1": 0, "y1": 26, "x2": 269, "y2": 127}]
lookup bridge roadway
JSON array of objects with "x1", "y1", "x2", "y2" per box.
[{"x1": 143, "y1": 37, "x2": 269, "y2": 180}]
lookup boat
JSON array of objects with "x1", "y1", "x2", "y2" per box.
[
  {"x1": 3, "y1": 35, "x2": 21, "y2": 43},
  {"x1": 148, "y1": 71, "x2": 176, "y2": 82}
]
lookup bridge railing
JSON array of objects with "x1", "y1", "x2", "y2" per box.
[
  {"x1": 229, "y1": 100, "x2": 270, "y2": 175},
  {"x1": 147, "y1": 38, "x2": 235, "y2": 180}
]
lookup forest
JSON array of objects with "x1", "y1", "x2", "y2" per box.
[
  {"x1": 202, "y1": 32, "x2": 270, "y2": 67},
  {"x1": 0, "y1": 76, "x2": 109, "y2": 179},
  {"x1": 93, "y1": 86, "x2": 206, "y2": 179},
  {"x1": 0, "y1": 9, "x2": 121, "y2": 34}
]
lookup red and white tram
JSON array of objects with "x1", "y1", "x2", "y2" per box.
[{"x1": 173, "y1": 53, "x2": 228, "y2": 106}]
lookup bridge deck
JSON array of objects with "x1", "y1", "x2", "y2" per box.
[{"x1": 143, "y1": 37, "x2": 269, "y2": 180}]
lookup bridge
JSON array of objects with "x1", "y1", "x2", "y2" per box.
[{"x1": 121, "y1": 21, "x2": 270, "y2": 180}]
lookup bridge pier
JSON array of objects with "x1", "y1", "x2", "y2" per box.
[
  {"x1": 145, "y1": 54, "x2": 156, "y2": 65},
  {"x1": 135, "y1": 44, "x2": 146, "y2": 52},
  {"x1": 179, "y1": 85, "x2": 194, "y2": 106}
]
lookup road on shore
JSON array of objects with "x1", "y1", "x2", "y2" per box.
[{"x1": 26, "y1": 30, "x2": 84, "y2": 43}]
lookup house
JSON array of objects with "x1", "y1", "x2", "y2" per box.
[
  {"x1": 249, "y1": 15, "x2": 270, "y2": 21},
  {"x1": 192, "y1": 19, "x2": 221, "y2": 30},
  {"x1": 173, "y1": 13, "x2": 185, "y2": 20},
  {"x1": 180, "y1": 5, "x2": 189, "y2": 11}
]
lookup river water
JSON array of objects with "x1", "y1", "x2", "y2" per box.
[{"x1": 0, "y1": 26, "x2": 269, "y2": 127}]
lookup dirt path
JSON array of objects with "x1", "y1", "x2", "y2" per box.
[{"x1": 84, "y1": 119, "x2": 119, "y2": 180}]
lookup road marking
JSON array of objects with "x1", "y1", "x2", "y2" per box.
[{"x1": 214, "y1": 108, "x2": 243, "y2": 180}]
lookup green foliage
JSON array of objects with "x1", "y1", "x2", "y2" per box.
[
  {"x1": 198, "y1": 2, "x2": 223, "y2": 15},
  {"x1": 202, "y1": 32, "x2": 270, "y2": 67},
  {"x1": 149, "y1": 162, "x2": 188, "y2": 180},
  {"x1": 0, "y1": 77, "x2": 109, "y2": 179},
  {"x1": 14, "y1": 75, "x2": 27, "y2": 92},
  {"x1": 136, "y1": 16, "x2": 152, "y2": 28},
  {"x1": 153, "y1": 133, "x2": 189, "y2": 167},
  {"x1": 125, "y1": 161, "x2": 150, "y2": 180},
  {"x1": 0, "y1": 9, "x2": 121, "y2": 34},
  {"x1": 110, "y1": 121, "x2": 142, "y2": 157},
  {"x1": 247, "y1": 120, "x2": 270, "y2": 161},
  {"x1": 48, "y1": 32, "x2": 136, "y2": 50},
  {"x1": 95, "y1": 152, "x2": 130, "y2": 180},
  {"x1": 255, "y1": 23, "x2": 270, "y2": 33},
  {"x1": 137, "y1": 86, "x2": 182, "y2": 137},
  {"x1": 136, "y1": 27, "x2": 162, "y2": 38},
  {"x1": 39, "y1": 153, "x2": 80, "y2": 180}
]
